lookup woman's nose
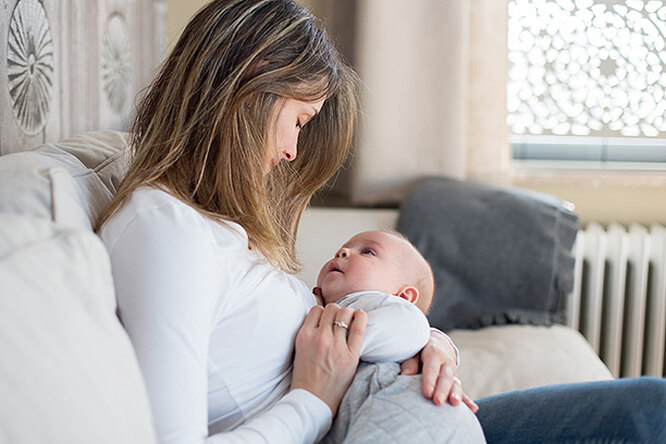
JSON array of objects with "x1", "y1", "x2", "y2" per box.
[
  {"x1": 335, "y1": 247, "x2": 349, "y2": 259},
  {"x1": 281, "y1": 144, "x2": 297, "y2": 162}
]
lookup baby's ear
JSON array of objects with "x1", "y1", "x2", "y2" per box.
[
  {"x1": 312, "y1": 287, "x2": 325, "y2": 306},
  {"x1": 395, "y1": 285, "x2": 419, "y2": 304}
]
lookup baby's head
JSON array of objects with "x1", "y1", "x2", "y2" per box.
[{"x1": 315, "y1": 230, "x2": 434, "y2": 313}]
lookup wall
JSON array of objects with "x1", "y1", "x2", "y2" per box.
[
  {"x1": 166, "y1": 0, "x2": 207, "y2": 48},
  {"x1": 513, "y1": 173, "x2": 666, "y2": 225},
  {"x1": 165, "y1": 0, "x2": 665, "y2": 225}
]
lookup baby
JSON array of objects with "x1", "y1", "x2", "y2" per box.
[
  {"x1": 313, "y1": 229, "x2": 434, "y2": 362},
  {"x1": 315, "y1": 231, "x2": 482, "y2": 444}
]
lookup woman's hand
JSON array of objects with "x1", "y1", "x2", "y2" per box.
[
  {"x1": 291, "y1": 304, "x2": 367, "y2": 415},
  {"x1": 400, "y1": 330, "x2": 479, "y2": 413}
]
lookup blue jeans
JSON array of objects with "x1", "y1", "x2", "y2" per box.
[{"x1": 476, "y1": 377, "x2": 666, "y2": 443}]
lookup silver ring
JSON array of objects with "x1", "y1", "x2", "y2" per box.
[{"x1": 334, "y1": 321, "x2": 349, "y2": 329}]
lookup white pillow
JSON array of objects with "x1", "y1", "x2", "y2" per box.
[
  {"x1": 0, "y1": 130, "x2": 129, "y2": 230},
  {"x1": 0, "y1": 214, "x2": 156, "y2": 443},
  {"x1": 450, "y1": 324, "x2": 614, "y2": 400}
]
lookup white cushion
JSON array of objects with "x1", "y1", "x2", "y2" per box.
[
  {"x1": 450, "y1": 324, "x2": 614, "y2": 400},
  {"x1": 0, "y1": 214, "x2": 156, "y2": 443},
  {"x1": 0, "y1": 130, "x2": 129, "y2": 230}
]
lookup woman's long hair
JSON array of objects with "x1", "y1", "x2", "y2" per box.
[{"x1": 96, "y1": 0, "x2": 358, "y2": 273}]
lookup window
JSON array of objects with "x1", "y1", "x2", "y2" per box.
[{"x1": 507, "y1": 0, "x2": 666, "y2": 169}]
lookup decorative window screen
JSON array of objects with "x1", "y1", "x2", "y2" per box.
[{"x1": 507, "y1": 0, "x2": 666, "y2": 165}]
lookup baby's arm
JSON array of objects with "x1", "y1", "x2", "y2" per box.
[{"x1": 340, "y1": 293, "x2": 430, "y2": 362}]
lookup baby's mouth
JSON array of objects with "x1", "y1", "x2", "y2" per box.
[{"x1": 327, "y1": 262, "x2": 343, "y2": 274}]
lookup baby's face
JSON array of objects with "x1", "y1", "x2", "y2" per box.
[{"x1": 316, "y1": 231, "x2": 414, "y2": 304}]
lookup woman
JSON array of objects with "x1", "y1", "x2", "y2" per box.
[
  {"x1": 98, "y1": 1, "x2": 666, "y2": 443},
  {"x1": 97, "y1": 1, "x2": 466, "y2": 442}
]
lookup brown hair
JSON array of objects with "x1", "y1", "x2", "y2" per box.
[{"x1": 96, "y1": 0, "x2": 358, "y2": 273}]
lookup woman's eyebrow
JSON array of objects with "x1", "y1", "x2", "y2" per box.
[{"x1": 304, "y1": 105, "x2": 321, "y2": 123}]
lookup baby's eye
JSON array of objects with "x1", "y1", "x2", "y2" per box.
[{"x1": 361, "y1": 248, "x2": 375, "y2": 256}]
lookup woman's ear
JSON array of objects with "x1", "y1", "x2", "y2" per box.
[{"x1": 395, "y1": 285, "x2": 419, "y2": 304}]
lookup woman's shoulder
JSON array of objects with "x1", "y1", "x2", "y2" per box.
[{"x1": 100, "y1": 186, "x2": 248, "y2": 253}]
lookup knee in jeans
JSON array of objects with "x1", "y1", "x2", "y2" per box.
[
  {"x1": 643, "y1": 376, "x2": 666, "y2": 396},
  {"x1": 633, "y1": 377, "x2": 666, "y2": 410}
]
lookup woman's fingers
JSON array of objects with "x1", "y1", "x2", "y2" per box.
[
  {"x1": 290, "y1": 304, "x2": 367, "y2": 415},
  {"x1": 421, "y1": 357, "x2": 441, "y2": 399},
  {"x1": 445, "y1": 375, "x2": 463, "y2": 406},
  {"x1": 431, "y1": 362, "x2": 455, "y2": 405},
  {"x1": 319, "y1": 303, "x2": 340, "y2": 328},
  {"x1": 302, "y1": 305, "x2": 324, "y2": 329},
  {"x1": 346, "y1": 309, "x2": 367, "y2": 355},
  {"x1": 462, "y1": 393, "x2": 480, "y2": 413},
  {"x1": 445, "y1": 376, "x2": 479, "y2": 414},
  {"x1": 418, "y1": 330, "x2": 456, "y2": 401},
  {"x1": 332, "y1": 307, "x2": 354, "y2": 339},
  {"x1": 397, "y1": 330, "x2": 479, "y2": 413}
]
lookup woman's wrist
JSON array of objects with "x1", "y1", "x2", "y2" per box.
[
  {"x1": 289, "y1": 382, "x2": 340, "y2": 415},
  {"x1": 430, "y1": 328, "x2": 460, "y2": 367}
]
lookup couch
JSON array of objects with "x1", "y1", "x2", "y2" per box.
[{"x1": 0, "y1": 131, "x2": 613, "y2": 443}]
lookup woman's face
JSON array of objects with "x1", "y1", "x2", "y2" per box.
[{"x1": 264, "y1": 97, "x2": 325, "y2": 174}]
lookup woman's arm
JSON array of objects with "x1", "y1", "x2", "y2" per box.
[
  {"x1": 106, "y1": 204, "x2": 217, "y2": 443},
  {"x1": 104, "y1": 200, "x2": 345, "y2": 443}
]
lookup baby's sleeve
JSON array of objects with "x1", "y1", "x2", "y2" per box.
[{"x1": 345, "y1": 294, "x2": 431, "y2": 363}]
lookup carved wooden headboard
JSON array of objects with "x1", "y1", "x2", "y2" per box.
[{"x1": 0, "y1": 0, "x2": 166, "y2": 155}]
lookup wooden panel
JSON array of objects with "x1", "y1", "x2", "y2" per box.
[
  {"x1": 1, "y1": 0, "x2": 165, "y2": 155},
  {"x1": 1, "y1": 0, "x2": 61, "y2": 154}
]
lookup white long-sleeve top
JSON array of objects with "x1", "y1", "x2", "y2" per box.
[
  {"x1": 335, "y1": 291, "x2": 430, "y2": 363},
  {"x1": 100, "y1": 187, "x2": 331, "y2": 444}
]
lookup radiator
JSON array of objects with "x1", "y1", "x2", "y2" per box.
[{"x1": 563, "y1": 223, "x2": 666, "y2": 378}]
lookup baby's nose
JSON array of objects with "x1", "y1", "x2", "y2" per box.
[{"x1": 335, "y1": 247, "x2": 349, "y2": 258}]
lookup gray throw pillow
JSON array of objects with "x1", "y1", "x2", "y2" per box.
[{"x1": 397, "y1": 178, "x2": 578, "y2": 331}]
